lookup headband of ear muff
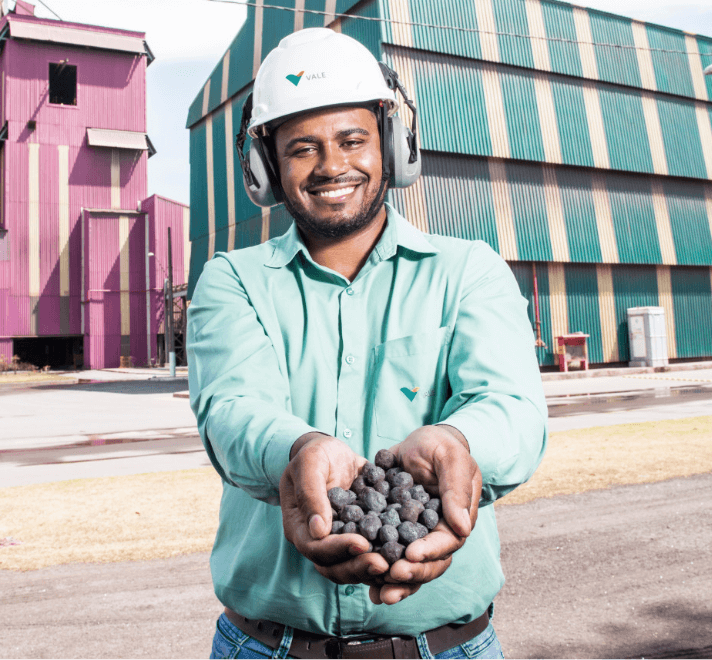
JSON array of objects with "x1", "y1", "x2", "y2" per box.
[{"x1": 236, "y1": 63, "x2": 421, "y2": 208}]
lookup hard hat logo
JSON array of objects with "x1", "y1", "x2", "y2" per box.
[{"x1": 286, "y1": 71, "x2": 304, "y2": 86}]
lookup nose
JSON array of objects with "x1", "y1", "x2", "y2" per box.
[{"x1": 314, "y1": 141, "x2": 348, "y2": 179}]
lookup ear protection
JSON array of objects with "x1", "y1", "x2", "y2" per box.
[{"x1": 236, "y1": 62, "x2": 421, "y2": 208}]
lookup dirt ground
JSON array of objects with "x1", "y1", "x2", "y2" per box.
[{"x1": 0, "y1": 473, "x2": 710, "y2": 659}]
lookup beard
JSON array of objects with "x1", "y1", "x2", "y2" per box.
[{"x1": 284, "y1": 176, "x2": 388, "y2": 240}]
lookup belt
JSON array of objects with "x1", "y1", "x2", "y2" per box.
[{"x1": 224, "y1": 606, "x2": 490, "y2": 659}]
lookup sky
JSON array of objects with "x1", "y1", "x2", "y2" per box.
[{"x1": 20, "y1": 0, "x2": 712, "y2": 206}]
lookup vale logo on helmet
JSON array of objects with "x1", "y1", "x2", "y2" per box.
[{"x1": 286, "y1": 70, "x2": 326, "y2": 86}]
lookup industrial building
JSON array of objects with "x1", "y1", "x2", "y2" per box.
[
  {"x1": 186, "y1": 0, "x2": 712, "y2": 368},
  {"x1": 0, "y1": 0, "x2": 190, "y2": 370}
]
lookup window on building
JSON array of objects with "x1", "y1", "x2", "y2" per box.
[{"x1": 49, "y1": 62, "x2": 77, "y2": 106}]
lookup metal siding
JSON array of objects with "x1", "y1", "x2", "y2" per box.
[
  {"x1": 304, "y1": 0, "x2": 328, "y2": 30},
  {"x1": 696, "y1": 36, "x2": 712, "y2": 102},
  {"x1": 474, "y1": 0, "x2": 501, "y2": 63},
  {"x1": 189, "y1": 122, "x2": 209, "y2": 241},
  {"x1": 655, "y1": 265, "x2": 677, "y2": 359},
  {"x1": 499, "y1": 68, "x2": 545, "y2": 162},
  {"x1": 564, "y1": 264, "x2": 603, "y2": 363},
  {"x1": 611, "y1": 264, "x2": 659, "y2": 362},
  {"x1": 540, "y1": 0, "x2": 582, "y2": 78},
  {"x1": 412, "y1": 152, "x2": 499, "y2": 250},
  {"x1": 631, "y1": 22, "x2": 656, "y2": 92},
  {"x1": 548, "y1": 261, "x2": 569, "y2": 341},
  {"x1": 550, "y1": 78, "x2": 594, "y2": 167},
  {"x1": 598, "y1": 87, "x2": 654, "y2": 174},
  {"x1": 596, "y1": 263, "x2": 619, "y2": 361},
  {"x1": 488, "y1": 159, "x2": 518, "y2": 260},
  {"x1": 525, "y1": 0, "x2": 551, "y2": 72},
  {"x1": 542, "y1": 165, "x2": 568, "y2": 261},
  {"x1": 227, "y1": 15, "x2": 256, "y2": 100},
  {"x1": 645, "y1": 25, "x2": 695, "y2": 98},
  {"x1": 340, "y1": 0, "x2": 381, "y2": 58},
  {"x1": 555, "y1": 168, "x2": 602, "y2": 263},
  {"x1": 670, "y1": 266, "x2": 712, "y2": 358},
  {"x1": 187, "y1": 235, "x2": 209, "y2": 300},
  {"x1": 211, "y1": 108, "x2": 229, "y2": 254},
  {"x1": 506, "y1": 161, "x2": 553, "y2": 262},
  {"x1": 588, "y1": 11, "x2": 642, "y2": 89},
  {"x1": 509, "y1": 261, "x2": 556, "y2": 366},
  {"x1": 656, "y1": 97, "x2": 708, "y2": 180},
  {"x1": 663, "y1": 180, "x2": 712, "y2": 266},
  {"x1": 606, "y1": 174, "x2": 662, "y2": 265},
  {"x1": 407, "y1": 0, "x2": 481, "y2": 60},
  {"x1": 492, "y1": 0, "x2": 535, "y2": 69}
]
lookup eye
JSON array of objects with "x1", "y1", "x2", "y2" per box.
[{"x1": 292, "y1": 145, "x2": 316, "y2": 157}]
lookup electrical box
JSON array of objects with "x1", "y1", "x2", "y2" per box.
[
  {"x1": 627, "y1": 307, "x2": 668, "y2": 368},
  {"x1": 556, "y1": 333, "x2": 589, "y2": 372}
]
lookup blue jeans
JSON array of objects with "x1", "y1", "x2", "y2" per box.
[{"x1": 210, "y1": 612, "x2": 504, "y2": 659}]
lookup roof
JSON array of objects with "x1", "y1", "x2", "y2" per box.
[
  {"x1": 87, "y1": 128, "x2": 156, "y2": 157},
  {"x1": 0, "y1": 14, "x2": 153, "y2": 62}
]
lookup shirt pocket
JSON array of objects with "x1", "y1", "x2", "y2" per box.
[{"x1": 372, "y1": 325, "x2": 452, "y2": 441}]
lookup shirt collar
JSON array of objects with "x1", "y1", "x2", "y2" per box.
[{"x1": 264, "y1": 203, "x2": 439, "y2": 269}]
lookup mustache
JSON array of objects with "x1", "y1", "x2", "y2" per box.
[{"x1": 306, "y1": 175, "x2": 366, "y2": 191}]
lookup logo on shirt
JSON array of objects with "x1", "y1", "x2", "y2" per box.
[{"x1": 400, "y1": 386, "x2": 420, "y2": 402}]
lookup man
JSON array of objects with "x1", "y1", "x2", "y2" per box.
[{"x1": 188, "y1": 28, "x2": 547, "y2": 659}]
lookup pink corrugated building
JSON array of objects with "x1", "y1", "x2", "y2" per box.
[{"x1": 0, "y1": 1, "x2": 189, "y2": 369}]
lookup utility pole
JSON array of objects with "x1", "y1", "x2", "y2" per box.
[{"x1": 166, "y1": 227, "x2": 176, "y2": 377}]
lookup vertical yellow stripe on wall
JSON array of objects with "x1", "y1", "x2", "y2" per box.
[
  {"x1": 324, "y1": 0, "x2": 336, "y2": 27},
  {"x1": 183, "y1": 206, "x2": 191, "y2": 284},
  {"x1": 475, "y1": 0, "x2": 500, "y2": 63},
  {"x1": 260, "y1": 207, "x2": 271, "y2": 243},
  {"x1": 582, "y1": 83, "x2": 610, "y2": 170},
  {"x1": 525, "y1": 0, "x2": 551, "y2": 71},
  {"x1": 119, "y1": 215, "x2": 131, "y2": 338},
  {"x1": 293, "y1": 0, "x2": 305, "y2": 31},
  {"x1": 221, "y1": 50, "x2": 230, "y2": 103},
  {"x1": 481, "y1": 64, "x2": 510, "y2": 159},
  {"x1": 225, "y1": 103, "x2": 236, "y2": 251},
  {"x1": 655, "y1": 265, "x2": 677, "y2": 359},
  {"x1": 686, "y1": 34, "x2": 708, "y2": 101},
  {"x1": 704, "y1": 186, "x2": 712, "y2": 251},
  {"x1": 388, "y1": 0, "x2": 414, "y2": 48},
  {"x1": 28, "y1": 143, "x2": 40, "y2": 298},
  {"x1": 591, "y1": 173, "x2": 619, "y2": 263},
  {"x1": 695, "y1": 102, "x2": 712, "y2": 179},
  {"x1": 111, "y1": 149, "x2": 121, "y2": 209},
  {"x1": 596, "y1": 264, "x2": 619, "y2": 362},
  {"x1": 632, "y1": 22, "x2": 657, "y2": 91},
  {"x1": 202, "y1": 79, "x2": 211, "y2": 118},
  {"x1": 58, "y1": 145, "x2": 70, "y2": 296},
  {"x1": 488, "y1": 159, "x2": 518, "y2": 260},
  {"x1": 650, "y1": 180, "x2": 677, "y2": 265},
  {"x1": 206, "y1": 114, "x2": 216, "y2": 260},
  {"x1": 253, "y1": 0, "x2": 264, "y2": 79},
  {"x1": 573, "y1": 7, "x2": 598, "y2": 80},
  {"x1": 548, "y1": 263, "x2": 569, "y2": 343},
  {"x1": 542, "y1": 166, "x2": 569, "y2": 262},
  {"x1": 641, "y1": 93, "x2": 668, "y2": 175},
  {"x1": 534, "y1": 75, "x2": 562, "y2": 164}
]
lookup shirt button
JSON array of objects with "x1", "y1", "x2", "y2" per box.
[
  {"x1": 346, "y1": 287, "x2": 354, "y2": 296},
  {"x1": 345, "y1": 355, "x2": 355, "y2": 365},
  {"x1": 343, "y1": 429, "x2": 352, "y2": 439},
  {"x1": 345, "y1": 586, "x2": 355, "y2": 596}
]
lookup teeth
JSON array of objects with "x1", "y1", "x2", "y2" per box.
[{"x1": 314, "y1": 186, "x2": 355, "y2": 198}]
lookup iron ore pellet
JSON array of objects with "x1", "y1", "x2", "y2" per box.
[
  {"x1": 353, "y1": 499, "x2": 368, "y2": 512},
  {"x1": 362, "y1": 489, "x2": 387, "y2": 513},
  {"x1": 397, "y1": 521, "x2": 420, "y2": 545},
  {"x1": 359, "y1": 514, "x2": 382, "y2": 541},
  {"x1": 374, "y1": 449, "x2": 396, "y2": 470},
  {"x1": 420, "y1": 508, "x2": 439, "y2": 530},
  {"x1": 399, "y1": 500, "x2": 424, "y2": 524},
  {"x1": 414, "y1": 522, "x2": 429, "y2": 539},
  {"x1": 380, "y1": 541, "x2": 405, "y2": 565},
  {"x1": 331, "y1": 520, "x2": 345, "y2": 534},
  {"x1": 342, "y1": 521, "x2": 358, "y2": 534},
  {"x1": 340, "y1": 504, "x2": 365, "y2": 523},
  {"x1": 350, "y1": 476, "x2": 368, "y2": 496},
  {"x1": 375, "y1": 480, "x2": 390, "y2": 498},
  {"x1": 389, "y1": 486, "x2": 412, "y2": 505},
  {"x1": 362, "y1": 463, "x2": 386, "y2": 486},
  {"x1": 385, "y1": 467, "x2": 402, "y2": 484},
  {"x1": 424, "y1": 498, "x2": 441, "y2": 514},
  {"x1": 328, "y1": 487, "x2": 352, "y2": 511},
  {"x1": 385, "y1": 503, "x2": 402, "y2": 512},
  {"x1": 409, "y1": 485, "x2": 430, "y2": 505},
  {"x1": 379, "y1": 524, "x2": 400, "y2": 544},
  {"x1": 391, "y1": 471, "x2": 414, "y2": 489},
  {"x1": 379, "y1": 508, "x2": 401, "y2": 527}
]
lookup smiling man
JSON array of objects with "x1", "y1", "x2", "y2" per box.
[{"x1": 188, "y1": 28, "x2": 547, "y2": 660}]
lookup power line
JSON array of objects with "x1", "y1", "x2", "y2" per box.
[
  {"x1": 34, "y1": 0, "x2": 62, "y2": 20},
  {"x1": 207, "y1": 0, "x2": 712, "y2": 59}
]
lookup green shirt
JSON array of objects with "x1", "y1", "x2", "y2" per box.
[{"x1": 188, "y1": 204, "x2": 547, "y2": 637}]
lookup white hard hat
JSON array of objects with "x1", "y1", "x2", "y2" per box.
[{"x1": 248, "y1": 28, "x2": 398, "y2": 137}]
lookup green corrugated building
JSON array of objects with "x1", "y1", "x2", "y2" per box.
[{"x1": 186, "y1": 0, "x2": 712, "y2": 367}]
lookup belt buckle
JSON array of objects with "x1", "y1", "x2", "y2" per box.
[{"x1": 324, "y1": 633, "x2": 384, "y2": 659}]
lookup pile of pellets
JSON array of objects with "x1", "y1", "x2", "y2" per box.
[{"x1": 327, "y1": 449, "x2": 442, "y2": 565}]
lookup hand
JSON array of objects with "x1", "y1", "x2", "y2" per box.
[
  {"x1": 369, "y1": 425, "x2": 481, "y2": 606},
  {"x1": 279, "y1": 433, "x2": 391, "y2": 585}
]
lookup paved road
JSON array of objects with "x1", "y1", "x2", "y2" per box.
[{"x1": 1, "y1": 473, "x2": 710, "y2": 659}]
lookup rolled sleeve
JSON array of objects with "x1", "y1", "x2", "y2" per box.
[
  {"x1": 439, "y1": 244, "x2": 548, "y2": 504},
  {"x1": 188, "y1": 254, "x2": 318, "y2": 503}
]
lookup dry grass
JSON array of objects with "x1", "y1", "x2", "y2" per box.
[
  {"x1": 0, "y1": 469, "x2": 222, "y2": 571},
  {"x1": 1, "y1": 416, "x2": 711, "y2": 571},
  {"x1": 498, "y1": 415, "x2": 712, "y2": 506},
  {"x1": 0, "y1": 372, "x2": 76, "y2": 385}
]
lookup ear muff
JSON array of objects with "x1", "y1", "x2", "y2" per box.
[{"x1": 390, "y1": 115, "x2": 421, "y2": 188}]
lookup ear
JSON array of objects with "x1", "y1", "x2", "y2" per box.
[{"x1": 390, "y1": 116, "x2": 421, "y2": 188}]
